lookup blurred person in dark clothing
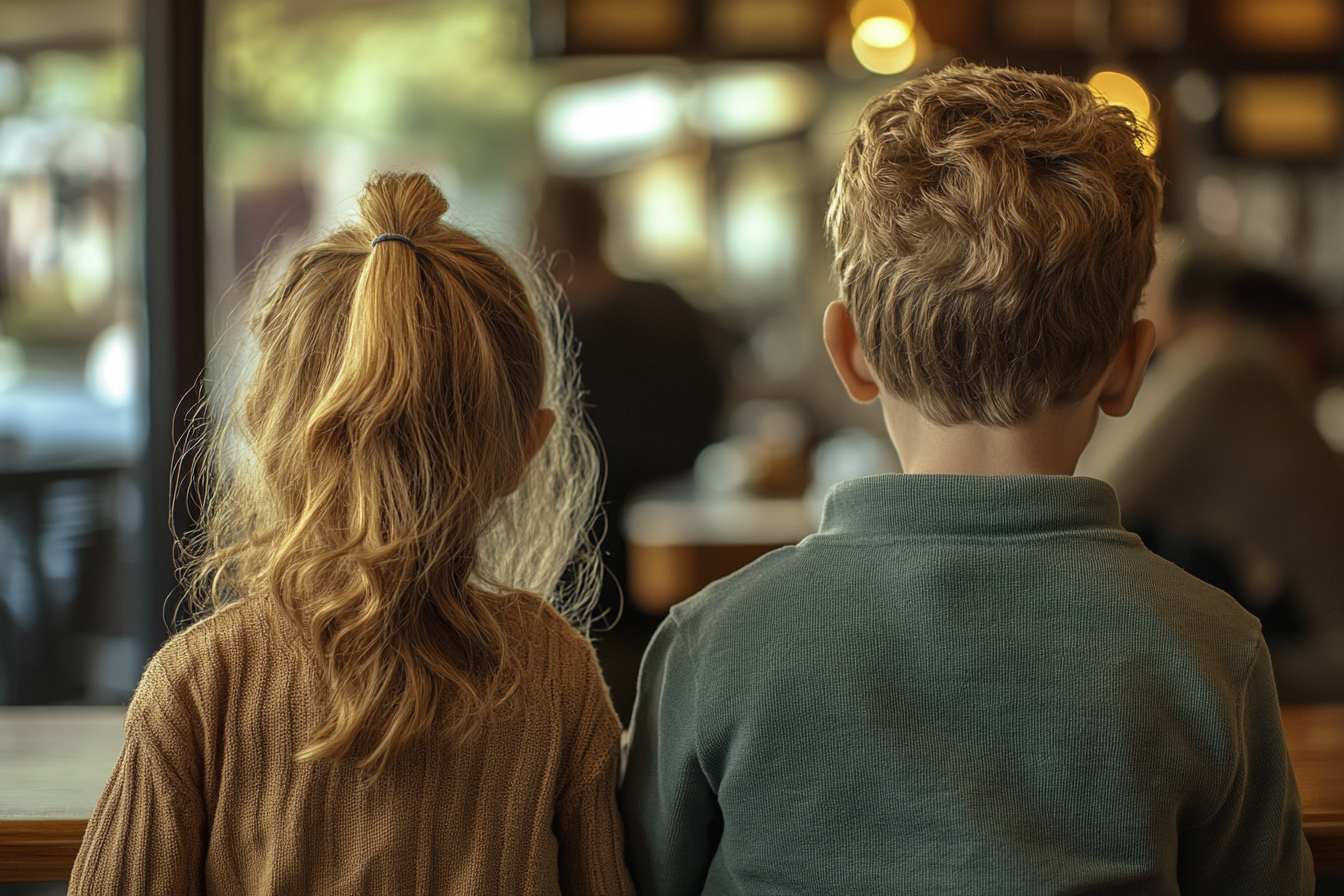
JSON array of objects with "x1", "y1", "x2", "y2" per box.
[
  {"x1": 535, "y1": 177, "x2": 726, "y2": 721},
  {"x1": 1079, "y1": 257, "x2": 1344, "y2": 702}
]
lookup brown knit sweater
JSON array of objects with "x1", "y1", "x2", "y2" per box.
[{"x1": 69, "y1": 595, "x2": 634, "y2": 896}]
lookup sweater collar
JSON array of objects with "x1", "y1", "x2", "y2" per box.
[{"x1": 817, "y1": 473, "x2": 1123, "y2": 539}]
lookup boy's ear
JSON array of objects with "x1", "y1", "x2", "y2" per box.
[
  {"x1": 823, "y1": 301, "x2": 881, "y2": 404},
  {"x1": 1098, "y1": 319, "x2": 1158, "y2": 418}
]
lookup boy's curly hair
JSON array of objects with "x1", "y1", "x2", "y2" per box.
[{"x1": 827, "y1": 63, "x2": 1163, "y2": 426}]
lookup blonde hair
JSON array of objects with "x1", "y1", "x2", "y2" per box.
[
  {"x1": 184, "y1": 172, "x2": 601, "y2": 777},
  {"x1": 827, "y1": 63, "x2": 1163, "y2": 426}
]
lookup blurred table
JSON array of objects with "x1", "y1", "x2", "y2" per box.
[
  {"x1": 0, "y1": 706, "x2": 124, "y2": 882},
  {"x1": 623, "y1": 492, "x2": 817, "y2": 613}
]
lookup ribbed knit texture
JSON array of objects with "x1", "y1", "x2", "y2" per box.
[
  {"x1": 69, "y1": 594, "x2": 634, "y2": 896},
  {"x1": 621, "y1": 473, "x2": 1314, "y2": 896}
]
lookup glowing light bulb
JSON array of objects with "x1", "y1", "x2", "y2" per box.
[
  {"x1": 855, "y1": 16, "x2": 912, "y2": 48},
  {"x1": 849, "y1": 0, "x2": 914, "y2": 30},
  {"x1": 1088, "y1": 70, "x2": 1159, "y2": 155},
  {"x1": 847, "y1": 0, "x2": 918, "y2": 75},
  {"x1": 1088, "y1": 71, "x2": 1151, "y2": 119},
  {"x1": 852, "y1": 27, "x2": 917, "y2": 74}
]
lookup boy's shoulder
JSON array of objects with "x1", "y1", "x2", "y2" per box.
[
  {"x1": 665, "y1": 541, "x2": 809, "y2": 631},
  {"x1": 666, "y1": 475, "x2": 1264, "y2": 677}
]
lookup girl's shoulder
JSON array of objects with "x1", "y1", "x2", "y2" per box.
[
  {"x1": 494, "y1": 591, "x2": 617, "y2": 747},
  {"x1": 131, "y1": 601, "x2": 292, "y2": 721},
  {"x1": 151, "y1": 600, "x2": 279, "y2": 672},
  {"x1": 497, "y1": 588, "x2": 589, "y2": 639},
  {"x1": 495, "y1": 590, "x2": 600, "y2": 671}
]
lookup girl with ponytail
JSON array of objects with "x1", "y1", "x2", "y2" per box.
[{"x1": 71, "y1": 172, "x2": 634, "y2": 895}]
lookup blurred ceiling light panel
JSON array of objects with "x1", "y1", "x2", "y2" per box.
[
  {"x1": 856, "y1": 16, "x2": 912, "y2": 48},
  {"x1": 1088, "y1": 70, "x2": 1158, "y2": 155},
  {"x1": 1224, "y1": 0, "x2": 1340, "y2": 52},
  {"x1": 691, "y1": 65, "x2": 821, "y2": 143},
  {"x1": 1224, "y1": 74, "x2": 1343, "y2": 159},
  {"x1": 618, "y1": 156, "x2": 709, "y2": 275},
  {"x1": 539, "y1": 73, "x2": 686, "y2": 173}
]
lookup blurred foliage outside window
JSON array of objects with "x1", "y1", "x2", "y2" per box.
[{"x1": 207, "y1": 0, "x2": 540, "y2": 343}]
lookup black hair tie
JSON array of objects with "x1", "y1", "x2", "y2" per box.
[{"x1": 371, "y1": 233, "x2": 415, "y2": 249}]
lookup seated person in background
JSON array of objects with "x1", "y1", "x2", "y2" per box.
[
  {"x1": 620, "y1": 65, "x2": 1312, "y2": 896},
  {"x1": 535, "y1": 177, "x2": 725, "y2": 723},
  {"x1": 71, "y1": 173, "x2": 633, "y2": 896},
  {"x1": 1078, "y1": 258, "x2": 1344, "y2": 703}
]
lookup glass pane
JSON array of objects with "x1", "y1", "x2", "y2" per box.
[{"x1": 0, "y1": 3, "x2": 146, "y2": 705}]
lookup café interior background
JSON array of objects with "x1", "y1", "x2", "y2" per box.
[{"x1": 1, "y1": 0, "x2": 1343, "y2": 705}]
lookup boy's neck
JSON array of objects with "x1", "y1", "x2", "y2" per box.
[
  {"x1": 821, "y1": 303, "x2": 1157, "y2": 478},
  {"x1": 880, "y1": 396, "x2": 1099, "y2": 476}
]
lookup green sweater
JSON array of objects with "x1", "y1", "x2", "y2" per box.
[{"x1": 620, "y1": 474, "x2": 1313, "y2": 895}]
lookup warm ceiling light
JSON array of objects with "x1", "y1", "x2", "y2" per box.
[
  {"x1": 849, "y1": 0, "x2": 914, "y2": 30},
  {"x1": 854, "y1": 16, "x2": 912, "y2": 48},
  {"x1": 1224, "y1": 74, "x2": 1343, "y2": 159},
  {"x1": 1088, "y1": 70, "x2": 1151, "y2": 120},
  {"x1": 1087, "y1": 70, "x2": 1158, "y2": 155},
  {"x1": 851, "y1": 27, "x2": 917, "y2": 75}
]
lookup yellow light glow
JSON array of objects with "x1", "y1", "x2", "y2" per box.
[
  {"x1": 852, "y1": 27, "x2": 917, "y2": 75},
  {"x1": 849, "y1": 0, "x2": 915, "y2": 30},
  {"x1": 855, "y1": 16, "x2": 912, "y2": 48},
  {"x1": 1088, "y1": 71, "x2": 1151, "y2": 119},
  {"x1": 1088, "y1": 70, "x2": 1158, "y2": 155}
]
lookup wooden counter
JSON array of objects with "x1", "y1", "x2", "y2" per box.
[
  {"x1": 1283, "y1": 703, "x2": 1344, "y2": 872},
  {"x1": 0, "y1": 706, "x2": 124, "y2": 882},
  {"x1": 4, "y1": 705, "x2": 1344, "y2": 882}
]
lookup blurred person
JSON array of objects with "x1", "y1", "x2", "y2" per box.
[
  {"x1": 70, "y1": 173, "x2": 633, "y2": 896},
  {"x1": 535, "y1": 177, "x2": 725, "y2": 722},
  {"x1": 1079, "y1": 257, "x2": 1344, "y2": 703},
  {"x1": 623, "y1": 65, "x2": 1310, "y2": 896}
]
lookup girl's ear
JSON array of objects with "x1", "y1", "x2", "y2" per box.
[
  {"x1": 1098, "y1": 319, "x2": 1158, "y2": 418},
  {"x1": 823, "y1": 301, "x2": 881, "y2": 403},
  {"x1": 524, "y1": 408, "x2": 556, "y2": 464},
  {"x1": 503, "y1": 408, "x2": 556, "y2": 498}
]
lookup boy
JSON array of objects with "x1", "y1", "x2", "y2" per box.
[{"x1": 619, "y1": 64, "x2": 1313, "y2": 895}]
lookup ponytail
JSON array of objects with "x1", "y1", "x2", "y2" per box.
[{"x1": 185, "y1": 172, "x2": 601, "y2": 778}]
